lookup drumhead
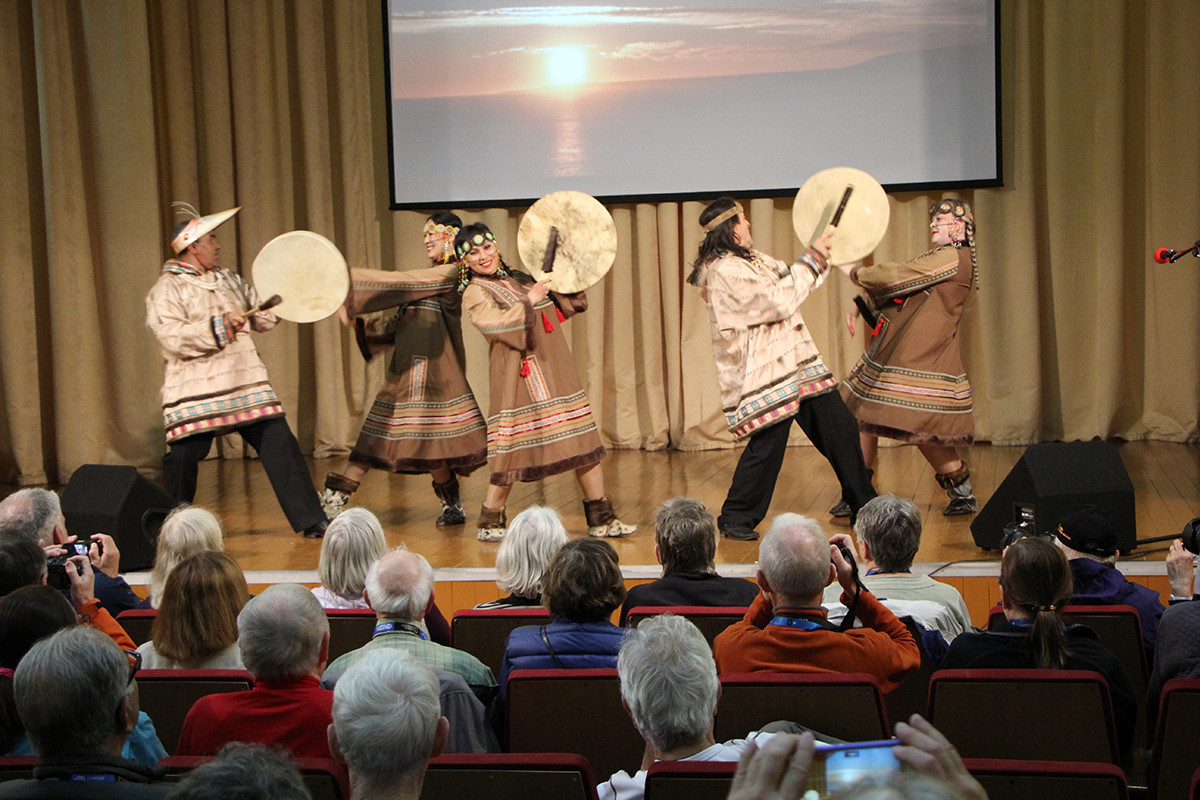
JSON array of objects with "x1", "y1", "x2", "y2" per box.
[
  {"x1": 518, "y1": 190, "x2": 617, "y2": 293},
  {"x1": 792, "y1": 167, "x2": 890, "y2": 265},
  {"x1": 251, "y1": 230, "x2": 349, "y2": 323}
]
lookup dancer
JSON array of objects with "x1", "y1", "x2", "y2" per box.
[
  {"x1": 689, "y1": 198, "x2": 875, "y2": 541},
  {"x1": 145, "y1": 205, "x2": 328, "y2": 538},
  {"x1": 453, "y1": 223, "x2": 636, "y2": 542},
  {"x1": 323, "y1": 213, "x2": 487, "y2": 526},
  {"x1": 840, "y1": 198, "x2": 978, "y2": 516}
]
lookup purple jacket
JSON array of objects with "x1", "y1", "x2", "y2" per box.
[{"x1": 1069, "y1": 557, "x2": 1164, "y2": 652}]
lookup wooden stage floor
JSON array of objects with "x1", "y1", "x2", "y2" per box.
[{"x1": 114, "y1": 440, "x2": 1199, "y2": 576}]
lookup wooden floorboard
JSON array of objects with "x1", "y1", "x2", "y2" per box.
[{"x1": 5, "y1": 441, "x2": 1196, "y2": 574}]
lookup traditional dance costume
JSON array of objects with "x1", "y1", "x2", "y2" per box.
[
  {"x1": 326, "y1": 263, "x2": 488, "y2": 524},
  {"x1": 695, "y1": 246, "x2": 875, "y2": 538},
  {"x1": 145, "y1": 260, "x2": 325, "y2": 536},
  {"x1": 841, "y1": 245, "x2": 975, "y2": 445}
]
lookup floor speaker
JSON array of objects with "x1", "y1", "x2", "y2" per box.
[
  {"x1": 970, "y1": 441, "x2": 1136, "y2": 551},
  {"x1": 60, "y1": 465, "x2": 178, "y2": 571}
]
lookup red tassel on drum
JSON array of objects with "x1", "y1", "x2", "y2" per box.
[
  {"x1": 542, "y1": 312, "x2": 555, "y2": 333},
  {"x1": 520, "y1": 358, "x2": 531, "y2": 377},
  {"x1": 872, "y1": 318, "x2": 884, "y2": 337},
  {"x1": 556, "y1": 307, "x2": 566, "y2": 323}
]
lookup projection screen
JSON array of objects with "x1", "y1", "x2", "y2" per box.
[{"x1": 385, "y1": 1, "x2": 1000, "y2": 209}]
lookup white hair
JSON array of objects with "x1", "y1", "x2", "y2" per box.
[
  {"x1": 759, "y1": 514, "x2": 831, "y2": 599},
  {"x1": 332, "y1": 650, "x2": 441, "y2": 789},
  {"x1": 14, "y1": 627, "x2": 129, "y2": 757},
  {"x1": 0, "y1": 488, "x2": 61, "y2": 546},
  {"x1": 237, "y1": 583, "x2": 329, "y2": 682},
  {"x1": 618, "y1": 614, "x2": 719, "y2": 752},
  {"x1": 495, "y1": 506, "x2": 568, "y2": 599},
  {"x1": 364, "y1": 546, "x2": 434, "y2": 620},
  {"x1": 150, "y1": 505, "x2": 224, "y2": 608},
  {"x1": 318, "y1": 508, "x2": 388, "y2": 602}
]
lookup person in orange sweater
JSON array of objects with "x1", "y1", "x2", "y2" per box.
[{"x1": 712, "y1": 514, "x2": 919, "y2": 694}]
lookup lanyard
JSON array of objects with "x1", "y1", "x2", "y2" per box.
[
  {"x1": 768, "y1": 615, "x2": 826, "y2": 631},
  {"x1": 373, "y1": 621, "x2": 428, "y2": 640}
]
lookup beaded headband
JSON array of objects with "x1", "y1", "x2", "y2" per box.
[
  {"x1": 929, "y1": 198, "x2": 973, "y2": 224},
  {"x1": 455, "y1": 230, "x2": 496, "y2": 260},
  {"x1": 702, "y1": 202, "x2": 744, "y2": 232},
  {"x1": 423, "y1": 220, "x2": 460, "y2": 238}
]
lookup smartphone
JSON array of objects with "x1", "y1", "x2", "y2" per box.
[{"x1": 806, "y1": 739, "x2": 902, "y2": 798}]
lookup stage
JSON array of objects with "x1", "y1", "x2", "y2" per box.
[{"x1": 6, "y1": 440, "x2": 1196, "y2": 627}]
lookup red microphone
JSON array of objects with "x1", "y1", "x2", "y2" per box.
[{"x1": 1154, "y1": 240, "x2": 1200, "y2": 263}]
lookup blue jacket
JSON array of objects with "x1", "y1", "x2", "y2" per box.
[
  {"x1": 498, "y1": 619, "x2": 626, "y2": 698},
  {"x1": 1069, "y1": 557, "x2": 1163, "y2": 653}
]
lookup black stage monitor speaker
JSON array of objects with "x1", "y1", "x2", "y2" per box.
[
  {"x1": 60, "y1": 465, "x2": 178, "y2": 572},
  {"x1": 970, "y1": 441, "x2": 1136, "y2": 551}
]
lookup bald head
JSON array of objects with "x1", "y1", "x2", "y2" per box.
[
  {"x1": 758, "y1": 514, "x2": 833, "y2": 604},
  {"x1": 364, "y1": 547, "x2": 435, "y2": 621}
]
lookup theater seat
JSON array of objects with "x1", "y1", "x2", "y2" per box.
[
  {"x1": 714, "y1": 672, "x2": 889, "y2": 743},
  {"x1": 136, "y1": 669, "x2": 254, "y2": 754},
  {"x1": 643, "y1": 760, "x2": 737, "y2": 800},
  {"x1": 424, "y1": 752, "x2": 598, "y2": 800},
  {"x1": 624, "y1": 606, "x2": 748, "y2": 648},
  {"x1": 450, "y1": 608, "x2": 550, "y2": 676},
  {"x1": 160, "y1": 755, "x2": 349, "y2": 800}
]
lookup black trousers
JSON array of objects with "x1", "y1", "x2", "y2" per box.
[
  {"x1": 162, "y1": 416, "x2": 324, "y2": 533},
  {"x1": 718, "y1": 390, "x2": 876, "y2": 534}
]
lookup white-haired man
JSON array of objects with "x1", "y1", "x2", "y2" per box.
[
  {"x1": 322, "y1": 546, "x2": 495, "y2": 695},
  {"x1": 0, "y1": 627, "x2": 169, "y2": 798},
  {"x1": 713, "y1": 514, "x2": 919, "y2": 694},
  {"x1": 176, "y1": 583, "x2": 333, "y2": 757},
  {"x1": 0, "y1": 487, "x2": 148, "y2": 614},
  {"x1": 601, "y1": 614, "x2": 775, "y2": 800},
  {"x1": 328, "y1": 650, "x2": 449, "y2": 800}
]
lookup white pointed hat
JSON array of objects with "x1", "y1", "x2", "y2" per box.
[{"x1": 171, "y1": 202, "x2": 241, "y2": 253}]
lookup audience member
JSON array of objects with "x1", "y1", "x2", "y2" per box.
[
  {"x1": 0, "y1": 627, "x2": 170, "y2": 798},
  {"x1": 0, "y1": 537, "x2": 135, "y2": 651},
  {"x1": 600, "y1": 614, "x2": 761, "y2": 800},
  {"x1": 0, "y1": 538, "x2": 47, "y2": 598},
  {"x1": 328, "y1": 650, "x2": 448, "y2": 800},
  {"x1": 713, "y1": 514, "x2": 919, "y2": 693},
  {"x1": 322, "y1": 546, "x2": 494, "y2": 694},
  {"x1": 941, "y1": 536, "x2": 1136, "y2": 759},
  {"x1": 176, "y1": 584, "x2": 333, "y2": 757},
  {"x1": 619, "y1": 497, "x2": 758, "y2": 625},
  {"x1": 165, "y1": 743, "x2": 312, "y2": 800},
  {"x1": 311, "y1": 508, "x2": 388, "y2": 610},
  {"x1": 138, "y1": 551, "x2": 248, "y2": 669},
  {"x1": 0, "y1": 487, "x2": 150, "y2": 614},
  {"x1": 822, "y1": 496, "x2": 972, "y2": 641},
  {"x1": 148, "y1": 505, "x2": 224, "y2": 608},
  {"x1": 1053, "y1": 504, "x2": 1194, "y2": 656},
  {"x1": 1143, "y1": 546, "x2": 1200, "y2": 731},
  {"x1": 475, "y1": 506, "x2": 567, "y2": 609},
  {"x1": 725, "y1": 715, "x2": 987, "y2": 800},
  {"x1": 499, "y1": 539, "x2": 627, "y2": 693},
  {"x1": 0, "y1": 584, "x2": 165, "y2": 766}
]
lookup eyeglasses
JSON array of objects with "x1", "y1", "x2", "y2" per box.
[{"x1": 123, "y1": 649, "x2": 142, "y2": 686}]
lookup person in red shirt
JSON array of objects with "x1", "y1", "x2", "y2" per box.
[
  {"x1": 176, "y1": 584, "x2": 332, "y2": 758},
  {"x1": 713, "y1": 514, "x2": 919, "y2": 694}
]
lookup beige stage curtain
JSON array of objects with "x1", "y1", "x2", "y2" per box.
[{"x1": 2, "y1": 0, "x2": 1199, "y2": 487}]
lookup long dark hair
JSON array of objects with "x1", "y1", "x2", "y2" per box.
[
  {"x1": 0, "y1": 585, "x2": 78, "y2": 751},
  {"x1": 999, "y1": 537, "x2": 1074, "y2": 669},
  {"x1": 688, "y1": 197, "x2": 752, "y2": 285}
]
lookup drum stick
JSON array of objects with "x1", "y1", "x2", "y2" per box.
[
  {"x1": 830, "y1": 185, "x2": 854, "y2": 228},
  {"x1": 541, "y1": 226, "x2": 560, "y2": 274},
  {"x1": 246, "y1": 294, "x2": 283, "y2": 317}
]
